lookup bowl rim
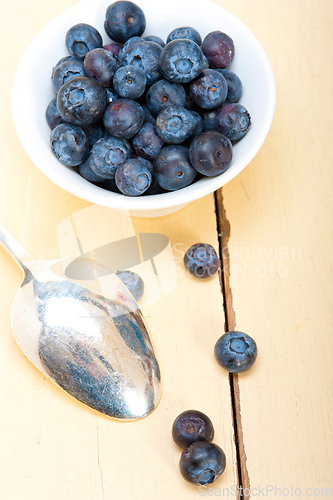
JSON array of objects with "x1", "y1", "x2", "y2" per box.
[{"x1": 11, "y1": 0, "x2": 276, "y2": 212}]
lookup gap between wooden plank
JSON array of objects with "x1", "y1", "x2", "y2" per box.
[{"x1": 214, "y1": 188, "x2": 251, "y2": 500}]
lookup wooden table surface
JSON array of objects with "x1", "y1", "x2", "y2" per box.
[{"x1": 1, "y1": 0, "x2": 332, "y2": 498}]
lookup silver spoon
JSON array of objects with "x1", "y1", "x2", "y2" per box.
[{"x1": 0, "y1": 223, "x2": 161, "y2": 420}]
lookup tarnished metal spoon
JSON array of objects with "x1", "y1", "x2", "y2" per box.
[{"x1": 0, "y1": 223, "x2": 161, "y2": 420}]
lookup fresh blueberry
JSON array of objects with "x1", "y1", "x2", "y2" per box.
[
  {"x1": 118, "y1": 36, "x2": 143, "y2": 59},
  {"x1": 103, "y1": 42, "x2": 122, "y2": 59},
  {"x1": 214, "y1": 331, "x2": 258, "y2": 373},
  {"x1": 142, "y1": 104, "x2": 156, "y2": 124},
  {"x1": 189, "y1": 69, "x2": 228, "y2": 110},
  {"x1": 189, "y1": 131, "x2": 233, "y2": 176},
  {"x1": 179, "y1": 442, "x2": 226, "y2": 486},
  {"x1": 65, "y1": 23, "x2": 103, "y2": 60},
  {"x1": 143, "y1": 35, "x2": 165, "y2": 48},
  {"x1": 146, "y1": 79, "x2": 186, "y2": 116},
  {"x1": 90, "y1": 136, "x2": 130, "y2": 179},
  {"x1": 57, "y1": 75, "x2": 107, "y2": 126},
  {"x1": 142, "y1": 176, "x2": 166, "y2": 195},
  {"x1": 172, "y1": 410, "x2": 214, "y2": 450},
  {"x1": 119, "y1": 39, "x2": 162, "y2": 85},
  {"x1": 100, "y1": 178, "x2": 121, "y2": 193},
  {"x1": 115, "y1": 157, "x2": 152, "y2": 196},
  {"x1": 216, "y1": 69, "x2": 242, "y2": 103},
  {"x1": 82, "y1": 120, "x2": 104, "y2": 149},
  {"x1": 215, "y1": 103, "x2": 251, "y2": 141},
  {"x1": 84, "y1": 48, "x2": 120, "y2": 87},
  {"x1": 50, "y1": 123, "x2": 89, "y2": 166},
  {"x1": 104, "y1": 1, "x2": 146, "y2": 43},
  {"x1": 166, "y1": 26, "x2": 202, "y2": 46},
  {"x1": 199, "y1": 103, "x2": 228, "y2": 131},
  {"x1": 184, "y1": 243, "x2": 219, "y2": 279},
  {"x1": 52, "y1": 59, "x2": 86, "y2": 93},
  {"x1": 103, "y1": 99, "x2": 144, "y2": 139},
  {"x1": 201, "y1": 31, "x2": 235, "y2": 69},
  {"x1": 159, "y1": 39, "x2": 206, "y2": 83},
  {"x1": 132, "y1": 122, "x2": 164, "y2": 160},
  {"x1": 113, "y1": 64, "x2": 147, "y2": 99},
  {"x1": 79, "y1": 153, "x2": 106, "y2": 183},
  {"x1": 116, "y1": 270, "x2": 144, "y2": 301},
  {"x1": 51, "y1": 55, "x2": 80, "y2": 79},
  {"x1": 45, "y1": 97, "x2": 65, "y2": 129},
  {"x1": 186, "y1": 110, "x2": 203, "y2": 142},
  {"x1": 106, "y1": 88, "x2": 119, "y2": 104},
  {"x1": 154, "y1": 145, "x2": 196, "y2": 191},
  {"x1": 155, "y1": 105, "x2": 197, "y2": 144}
]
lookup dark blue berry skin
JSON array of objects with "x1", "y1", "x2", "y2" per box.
[
  {"x1": 90, "y1": 136, "x2": 130, "y2": 179},
  {"x1": 142, "y1": 104, "x2": 156, "y2": 125},
  {"x1": 184, "y1": 243, "x2": 219, "y2": 279},
  {"x1": 51, "y1": 55, "x2": 80, "y2": 79},
  {"x1": 45, "y1": 97, "x2": 65, "y2": 129},
  {"x1": 179, "y1": 442, "x2": 226, "y2": 486},
  {"x1": 154, "y1": 145, "x2": 196, "y2": 191},
  {"x1": 172, "y1": 410, "x2": 214, "y2": 450},
  {"x1": 143, "y1": 176, "x2": 166, "y2": 195},
  {"x1": 119, "y1": 39, "x2": 162, "y2": 85},
  {"x1": 103, "y1": 42, "x2": 122, "y2": 59},
  {"x1": 189, "y1": 69, "x2": 228, "y2": 110},
  {"x1": 132, "y1": 122, "x2": 164, "y2": 160},
  {"x1": 159, "y1": 39, "x2": 206, "y2": 84},
  {"x1": 100, "y1": 178, "x2": 121, "y2": 193},
  {"x1": 52, "y1": 59, "x2": 86, "y2": 93},
  {"x1": 84, "y1": 48, "x2": 120, "y2": 87},
  {"x1": 65, "y1": 23, "x2": 103, "y2": 60},
  {"x1": 57, "y1": 76, "x2": 107, "y2": 126},
  {"x1": 201, "y1": 31, "x2": 235, "y2": 69},
  {"x1": 113, "y1": 65, "x2": 146, "y2": 99},
  {"x1": 216, "y1": 69, "x2": 242, "y2": 103},
  {"x1": 183, "y1": 110, "x2": 203, "y2": 146},
  {"x1": 200, "y1": 104, "x2": 228, "y2": 131},
  {"x1": 214, "y1": 331, "x2": 258, "y2": 373},
  {"x1": 118, "y1": 36, "x2": 142, "y2": 59},
  {"x1": 146, "y1": 79, "x2": 186, "y2": 116},
  {"x1": 216, "y1": 103, "x2": 251, "y2": 141},
  {"x1": 155, "y1": 105, "x2": 197, "y2": 144},
  {"x1": 103, "y1": 99, "x2": 144, "y2": 139},
  {"x1": 116, "y1": 270, "x2": 144, "y2": 301},
  {"x1": 106, "y1": 88, "x2": 119, "y2": 104},
  {"x1": 82, "y1": 120, "x2": 104, "y2": 149},
  {"x1": 143, "y1": 35, "x2": 165, "y2": 48},
  {"x1": 189, "y1": 131, "x2": 233, "y2": 176},
  {"x1": 166, "y1": 26, "x2": 202, "y2": 46},
  {"x1": 115, "y1": 157, "x2": 152, "y2": 196},
  {"x1": 104, "y1": 1, "x2": 146, "y2": 44},
  {"x1": 79, "y1": 153, "x2": 106, "y2": 183},
  {"x1": 50, "y1": 123, "x2": 89, "y2": 166}
]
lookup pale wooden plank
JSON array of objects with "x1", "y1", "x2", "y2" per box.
[{"x1": 220, "y1": 0, "x2": 333, "y2": 495}]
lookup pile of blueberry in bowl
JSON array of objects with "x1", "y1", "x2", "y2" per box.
[{"x1": 12, "y1": 0, "x2": 275, "y2": 217}]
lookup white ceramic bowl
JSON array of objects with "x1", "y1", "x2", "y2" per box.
[{"x1": 12, "y1": 0, "x2": 275, "y2": 218}]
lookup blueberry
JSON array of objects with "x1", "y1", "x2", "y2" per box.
[
  {"x1": 184, "y1": 243, "x2": 219, "y2": 279},
  {"x1": 52, "y1": 59, "x2": 86, "y2": 93},
  {"x1": 154, "y1": 145, "x2": 196, "y2": 191},
  {"x1": 155, "y1": 105, "x2": 197, "y2": 144},
  {"x1": 104, "y1": 1, "x2": 146, "y2": 44},
  {"x1": 57, "y1": 76, "x2": 107, "y2": 126},
  {"x1": 159, "y1": 39, "x2": 206, "y2": 84},
  {"x1": 51, "y1": 55, "x2": 80, "y2": 79},
  {"x1": 113, "y1": 64, "x2": 146, "y2": 99},
  {"x1": 82, "y1": 121, "x2": 104, "y2": 150},
  {"x1": 199, "y1": 104, "x2": 228, "y2": 131},
  {"x1": 189, "y1": 69, "x2": 228, "y2": 110},
  {"x1": 201, "y1": 31, "x2": 235, "y2": 69},
  {"x1": 50, "y1": 123, "x2": 89, "y2": 166},
  {"x1": 65, "y1": 23, "x2": 103, "y2": 60},
  {"x1": 103, "y1": 98, "x2": 144, "y2": 139},
  {"x1": 142, "y1": 104, "x2": 156, "y2": 125},
  {"x1": 103, "y1": 42, "x2": 122, "y2": 59},
  {"x1": 166, "y1": 26, "x2": 202, "y2": 46},
  {"x1": 116, "y1": 270, "x2": 144, "y2": 300},
  {"x1": 84, "y1": 48, "x2": 121, "y2": 87},
  {"x1": 215, "y1": 103, "x2": 251, "y2": 141},
  {"x1": 90, "y1": 136, "x2": 130, "y2": 179},
  {"x1": 179, "y1": 442, "x2": 226, "y2": 486},
  {"x1": 45, "y1": 97, "x2": 65, "y2": 129},
  {"x1": 172, "y1": 410, "x2": 214, "y2": 450},
  {"x1": 186, "y1": 110, "x2": 203, "y2": 142},
  {"x1": 214, "y1": 331, "x2": 258, "y2": 373},
  {"x1": 106, "y1": 88, "x2": 119, "y2": 104},
  {"x1": 79, "y1": 153, "x2": 106, "y2": 183},
  {"x1": 132, "y1": 122, "x2": 164, "y2": 160},
  {"x1": 189, "y1": 131, "x2": 233, "y2": 176},
  {"x1": 143, "y1": 176, "x2": 166, "y2": 195},
  {"x1": 216, "y1": 69, "x2": 242, "y2": 103},
  {"x1": 143, "y1": 35, "x2": 165, "y2": 48},
  {"x1": 118, "y1": 36, "x2": 143, "y2": 59},
  {"x1": 115, "y1": 157, "x2": 152, "y2": 196},
  {"x1": 100, "y1": 178, "x2": 121, "y2": 193},
  {"x1": 119, "y1": 39, "x2": 162, "y2": 85},
  {"x1": 146, "y1": 79, "x2": 186, "y2": 116}
]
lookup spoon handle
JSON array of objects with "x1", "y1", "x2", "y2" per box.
[{"x1": 0, "y1": 223, "x2": 34, "y2": 271}]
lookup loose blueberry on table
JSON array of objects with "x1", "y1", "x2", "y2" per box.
[
  {"x1": 172, "y1": 410, "x2": 214, "y2": 450},
  {"x1": 116, "y1": 270, "x2": 144, "y2": 301},
  {"x1": 179, "y1": 441, "x2": 226, "y2": 486},
  {"x1": 184, "y1": 243, "x2": 220, "y2": 278},
  {"x1": 214, "y1": 331, "x2": 258, "y2": 373}
]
